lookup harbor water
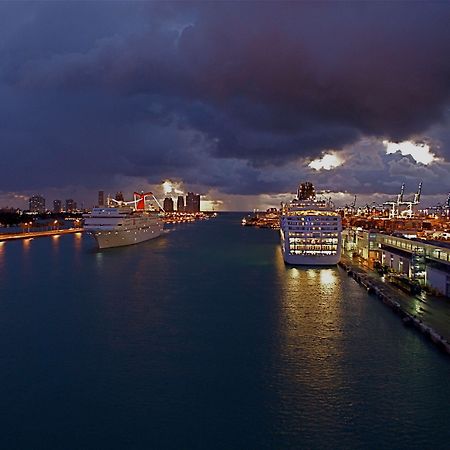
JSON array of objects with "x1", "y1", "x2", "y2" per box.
[{"x1": 1, "y1": 213, "x2": 449, "y2": 449}]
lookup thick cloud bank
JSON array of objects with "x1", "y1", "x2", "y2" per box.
[{"x1": 0, "y1": 2, "x2": 449, "y2": 207}]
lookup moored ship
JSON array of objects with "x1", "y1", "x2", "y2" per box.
[
  {"x1": 280, "y1": 182, "x2": 342, "y2": 265},
  {"x1": 84, "y1": 192, "x2": 164, "y2": 249}
]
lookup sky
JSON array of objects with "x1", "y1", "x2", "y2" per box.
[{"x1": 0, "y1": 1, "x2": 450, "y2": 210}]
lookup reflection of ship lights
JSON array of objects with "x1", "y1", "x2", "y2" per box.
[
  {"x1": 320, "y1": 269, "x2": 337, "y2": 286},
  {"x1": 96, "y1": 252, "x2": 103, "y2": 266}
]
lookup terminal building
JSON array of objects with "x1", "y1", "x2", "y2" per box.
[{"x1": 343, "y1": 229, "x2": 450, "y2": 298}]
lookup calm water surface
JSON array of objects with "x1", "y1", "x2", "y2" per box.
[{"x1": 1, "y1": 213, "x2": 449, "y2": 449}]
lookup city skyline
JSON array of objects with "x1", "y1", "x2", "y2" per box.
[
  {"x1": 0, "y1": 3, "x2": 449, "y2": 209},
  {"x1": 14, "y1": 188, "x2": 204, "y2": 213},
  {"x1": 4, "y1": 181, "x2": 450, "y2": 213}
]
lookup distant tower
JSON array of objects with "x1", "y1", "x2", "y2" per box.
[
  {"x1": 163, "y1": 197, "x2": 174, "y2": 212},
  {"x1": 194, "y1": 193, "x2": 200, "y2": 212},
  {"x1": 185, "y1": 192, "x2": 201, "y2": 213},
  {"x1": 65, "y1": 199, "x2": 75, "y2": 212},
  {"x1": 29, "y1": 195, "x2": 45, "y2": 213},
  {"x1": 177, "y1": 195, "x2": 185, "y2": 212},
  {"x1": 53, "y1": 199, "x2": 62, "y2": 213},
  {"x1": 98, "y1": 190, "x2": 105, "y2": 207},
  {"x1": 115, "y1": 192, "x2": 124, "y2": 202}
]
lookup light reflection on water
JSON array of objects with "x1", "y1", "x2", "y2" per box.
[
  {"x1": 22, "y1": 238, "x2": 31, "y2": 251},
  {"x1": 95, "y1": 251, "x2": 103, "y2": 267},
  {"x1": 74, "y1": 232, "x2": 82, "y2": 250},
  {"x1": 274, "y1": 257, "x2": 345, "y2": 398},
  {"x1": 51, "y1": 235, "x2": 60, "y2": 255},
  {"x1": 270, "y1": 245, "x2": 450, "y2": 447},
  {"x1": 0, "y1": 241, "x2": 4, "y2": 271}
]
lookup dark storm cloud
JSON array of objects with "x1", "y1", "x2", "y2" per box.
[
  {"x1": 309, "y1": 140, "x2": 450, "y2": 201},
  {"x1": 0, "y1": 1, "x2": 450, "y2": 199}
]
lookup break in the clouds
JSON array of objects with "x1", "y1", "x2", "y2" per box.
[{"x1": 0, "y1": 2, "x2": 450, "y2": 209}]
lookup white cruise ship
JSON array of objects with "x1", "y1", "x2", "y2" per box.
[
  {"x1": 280, "y1": 183, "x2": 342, "y2": 265},
  {"x1": 84, "y1": 192, "x2": 164, "y2": 249}
]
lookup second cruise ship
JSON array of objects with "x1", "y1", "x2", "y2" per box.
[
  {"x1": 280, "y1": 182, "x2": 342, "y2": 265},
  {"x1": 84, "y1": 192, "x2": 164, "y2": 249}
]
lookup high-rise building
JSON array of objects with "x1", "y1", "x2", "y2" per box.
[
  {"x1": 98, "y1": 190, "x2": 105, "y2": 207},
  {"x1": 177, "y1": 195, "x2": 185, "y2": 212},
  {"x1": 29, "y1": 195, "x2": 45, "y2": 213},
  {"x1": 163, "y1": 197, "x2": 174, "y2": 212},
  {"x1": 195, "y1": 194, "x2": 200, "y2": 212},
  {"x1": 115, "y1": 192, "x2": 124, "y2": 202},
  {"x1": 65, "y1": 199, "x2": 76, "y2": 212},
  {"x1": 53, "y1": 200, "x2": 62, "y2": 213},
  {"x1": 185, "y1": 192, "x2": 201, "y2": 213}
]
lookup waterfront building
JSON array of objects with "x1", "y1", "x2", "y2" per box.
[
  {"x1": 98, "y1": 190, "x2": 105, "y2": 207},
  {"x1": 342, "y1": 229, "x2": 379, "y2": 262},
  {"x1": 177, "y1": 196, "x2": 185, "y2": 212},
  {"x1": 29, "y1": 195, "x2": 45, "y2": 213},
  {"x1": 344, "y1": 228, "x2": 450, "y2": 297},
  {"x1": 53, "y1": 200, "x2": 62, "y2": 214},
  {"x1": 65, "y1": 199, "x2": 76, "y2": 212},
  {"x1": 185, "y1": 192, "x2": 201, "y2": 213},
  {"x1": 163, "y1": 197, "x2": 174, "y2": 212}
]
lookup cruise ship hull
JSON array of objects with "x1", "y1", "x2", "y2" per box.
[
  {"x1": 282, "y1": 248, "x2": 341, "y2": 266},
  {"x1": 89, "y1": 225, "x2": 163, "y2": 249},
  {"x1": 280, "y1": 232, "x2": 342, "y2": 266}
]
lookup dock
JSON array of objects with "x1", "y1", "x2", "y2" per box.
[
  {"x1": 0, "y1": 228, "x2": 84, "y2": 242},
  {"x1": 339, "y1": 255, "x2": 450, "y2": 355}
]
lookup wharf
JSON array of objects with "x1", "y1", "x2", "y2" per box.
[
  {"x1": 0, "y1": 228, "x2": 84, "y2": 242},
  {"x1": 340, "y1": 255, "x2": 450, "y2": 354},
  {"x1": 241, "y1": 215, "x2": 279, "y2": 229}
]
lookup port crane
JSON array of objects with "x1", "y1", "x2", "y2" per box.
[
  {"x1": 342, "y1": 194, "x2": 357, "y2": 216},
  {"x1": 383, "y1": 182, "x2": 422, "y2": 218},
  {"x1": 402, "y1": 182, "x2": 422, "y2": 218},
  {"x1": 383, "y1": 183, "x2": 404, "y2": 218},
  {"x1": 444, "y1": 192, "x2": 450, "y2": 217}
]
